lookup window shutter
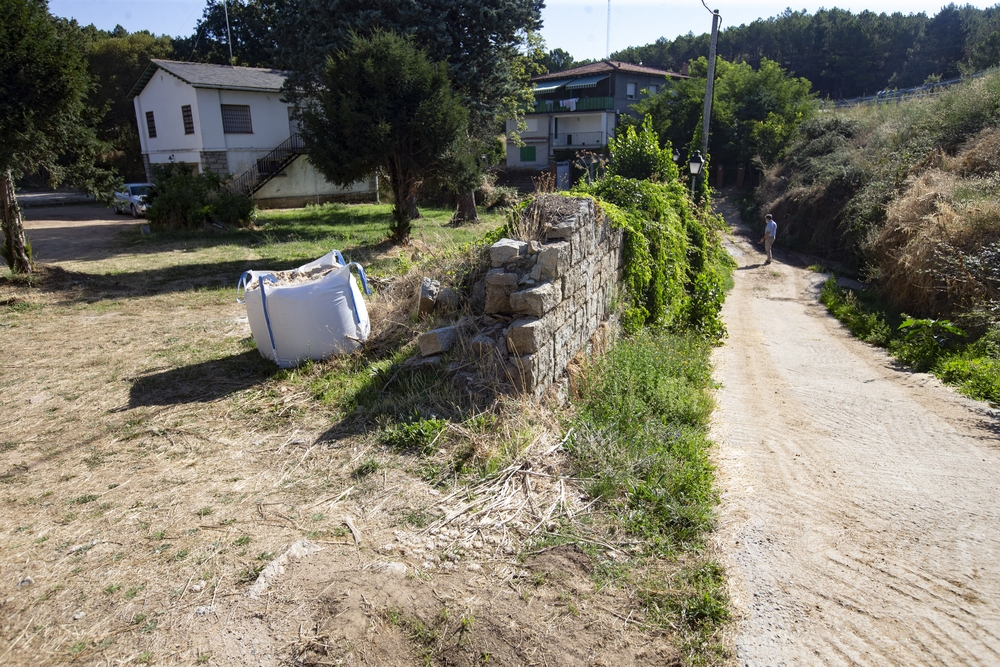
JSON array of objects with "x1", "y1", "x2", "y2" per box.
[
  {"x1": 181, "y1": 105, "x2": 194, "y2": 134},
  {"x1": 520, "y1": 146, "x2": 536, "y2": 162},
  {"x1": 145, "y1": 111, "x2": 157, "y2": 138}
]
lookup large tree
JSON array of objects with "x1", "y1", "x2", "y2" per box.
[
  {"x1": 632, "y1": 56, "x2": 815, "y2": 167},
  {"x1": 87, "y1": 27, "x2": 174, "y2": 181},
  {"x1": 272, "y1": 0, "x2": 542, "y2": 220},
  {"x1": 1, "y1": 0, "x2": 115, "y2": 274},
  {"x1": 300, "y1": 31, "x2": 468, "y2": 243}
]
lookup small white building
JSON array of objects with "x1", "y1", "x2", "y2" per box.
[{"x1": 128, "y1": 59, "x2": 376, "y2": 208}]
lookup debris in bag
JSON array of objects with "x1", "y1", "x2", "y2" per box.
[{"x1": 236, "y1": 249, "x2": 372, "y2": 367}]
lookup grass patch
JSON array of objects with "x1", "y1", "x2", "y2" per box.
[
  {"x1": 821, "y1": 278, "x2": 1000, "y2": 404},
  {"x1": 568, "y1": 328, "x2": 727, "y2": 662}
]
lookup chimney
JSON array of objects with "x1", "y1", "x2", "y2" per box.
[{"x1": 681, "y1": 62, "x2": 689, "y2": 76}]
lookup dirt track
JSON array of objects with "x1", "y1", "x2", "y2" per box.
[
  {"x1": 22, "y1": 204, "x2": 139, "y2": 263},
  {"x1": 711, "y1": 198, "x2": 1000, "y2": 665}
]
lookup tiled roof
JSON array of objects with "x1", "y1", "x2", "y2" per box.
[
  {"x1": 128, "y1": 59, "x2": 291, "y2": 99},
  {"x1": 533, "y1": 59, "x2": 685, "y2": 82}
]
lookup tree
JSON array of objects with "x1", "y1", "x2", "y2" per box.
[
  {"x1": 299, "y1": 31, "x2": 468, "y2": 243},
  {"x1": 271, "y1": 0, "x2": 542, "y2": 220},
  {"x1": 178, "y1": 0, "x2": 279, "y2": 67},
  {"x1": 86, "y1": 27, "x2": 174, "y2": 181},
  {"x1": 632, "y1": 57, "x2": 814, "y2": 167},
  {"x1": 1, "y1": 1, "x2": 115, "y2": 274},
  {"x1": 540, "y1": 48, "x2": 576, "y2": 73}
]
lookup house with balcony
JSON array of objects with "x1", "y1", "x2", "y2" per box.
[
  {"x1": 505, "y1": 60, "x2": 685, "y2": 171},
  {"x1": 128, "y1": 59, "x2": 376, "y2": 208}
]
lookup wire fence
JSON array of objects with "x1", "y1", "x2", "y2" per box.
[{"x1": 819, "y1": 66, "x2": 999, "y2": 110}]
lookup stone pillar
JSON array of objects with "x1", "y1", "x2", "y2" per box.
[{"x1": 142, "y1": 154, "x2": 153, "y2": 183}]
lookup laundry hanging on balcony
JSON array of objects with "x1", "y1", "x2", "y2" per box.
[
  {"x1": 237, "y1": 249, "x2": 372, "y2": 367},
  {"x1": 559, "y1": 98, "x2": 579, "y2": 111}
]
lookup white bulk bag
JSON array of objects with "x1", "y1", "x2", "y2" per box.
[{"x1": 237, "y1": 249, "x2": 372, "y2": 367}]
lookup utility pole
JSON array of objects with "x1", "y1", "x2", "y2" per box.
[
  {"x1": 700, "y1": 7, "x2": 721, "y2": 157},
  {"x1": 606, "y1": 0, "x2": 611, "y2": 59}
]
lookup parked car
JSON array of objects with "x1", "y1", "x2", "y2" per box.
[{"x1": 113, "y1": 183, "x2": 152, "y2": 217}]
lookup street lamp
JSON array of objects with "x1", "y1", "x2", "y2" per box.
[{"x1": 689, "y1": 150, "x2": 704, "y2": 197}]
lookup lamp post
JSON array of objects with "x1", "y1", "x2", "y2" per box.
[{"x1": 689, "y1": 150, "x2": 704, "y2": 198}]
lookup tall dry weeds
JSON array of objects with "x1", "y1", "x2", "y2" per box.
[{"x1": 872, "y1": 169, "x2": 1000, "y2": 317}]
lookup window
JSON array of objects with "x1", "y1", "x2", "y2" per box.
[
  {"x1": 520, "y1": 146, "x2": 536, "y2": 162},
  {"x1": 181, "y1": 105, "x2": 194, "y2": 134},
  {"x1": 626, "y1": 82, "x2": 637, "y2": 100},
  {"x1": 145, "y1": 111, "x2": 157, "y2": 138},
  {"x1": 221, "y1": 104, "x2": 253, "y2": 133},
  {"x1": 648, "y1": 84, "x2": 659, "y2": 94}
]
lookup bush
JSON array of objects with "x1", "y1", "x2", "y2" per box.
[{"x1": 146, "y1": 164, "x2": 256, "y2": 229}]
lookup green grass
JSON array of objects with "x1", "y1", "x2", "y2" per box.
[
  {"x1": 821, "y1": 278, "x2": 1000, "y2": 405},
  {"x1": 568, "y1": 328, "x2": 727, "y2": 663}
]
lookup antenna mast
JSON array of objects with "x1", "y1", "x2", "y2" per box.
[
  {"x1": 606, "y1": 0, "x2": 611, "y2": 58},
  {"x1": 221, "y1": 0, "x2": 233, "y2": 64}
]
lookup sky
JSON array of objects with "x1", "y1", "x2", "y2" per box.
[{"x1": 50, "y1": 0, "x2": 999, "y2": 63}]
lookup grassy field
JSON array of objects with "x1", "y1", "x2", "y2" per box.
[{"x1": 0, "y1": 201, "x2": 730, "y2": 666}]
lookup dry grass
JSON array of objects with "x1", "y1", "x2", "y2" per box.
[
  {"x1": 872, "y1": 168, "x2": 1000, "y2": 316},
  {"x1": 0, "y1": 211, "x2": 640, "y2": 666}
]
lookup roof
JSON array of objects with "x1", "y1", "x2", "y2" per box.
[
  {"x1": 533, "y1": 60, "x2": 685, "y2": 83},
  {"x1": 128, "y1": 59, "x2": 291, "y2": 100}
]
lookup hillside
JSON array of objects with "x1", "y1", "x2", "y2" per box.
[
  {"x1": 750, "y1": 70, "x2": 1000, "y2": 404},
  {"x1": 612, "y1": 4, "x2": 1000, "y2": 99}
]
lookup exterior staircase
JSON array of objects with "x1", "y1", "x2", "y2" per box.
[{"x1": 229, "y1": 133, "x2": 305, "y2": 196}]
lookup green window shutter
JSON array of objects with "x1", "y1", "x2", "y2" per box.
[{"x1": 520, "y1": 146, "x2": 536, "y2": 162}]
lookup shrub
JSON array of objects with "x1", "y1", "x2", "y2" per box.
[{"x1": 146, "y1": 164, "x2": 256, "y2": 229}]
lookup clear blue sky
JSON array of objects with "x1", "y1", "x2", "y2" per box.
[{"x1": 50, "y1": 0, "x2": 996, "y2": 63}]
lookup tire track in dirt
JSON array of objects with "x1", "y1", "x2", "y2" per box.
[{"x1": 710, "y1": 197, "x2": 1000, "y2": 666}]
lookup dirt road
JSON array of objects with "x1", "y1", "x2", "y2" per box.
[
  {"x1": 22, "y1": 204, "x2": 138, "y2": 263},
  {"x1": 711, "y1": 199, "x2": 1000, "y2": 665}
]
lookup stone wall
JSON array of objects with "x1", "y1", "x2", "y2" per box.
[
  {"x1": 200, "y1": 150, "x2": 228, "y2": 176},
  {"x1": 419, "y1": 195, "x2": 619, "y2": 400}
]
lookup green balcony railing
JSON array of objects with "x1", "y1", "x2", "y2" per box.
[{"x1": 521, "y1": 96, "x2": 615, "y2": 114}]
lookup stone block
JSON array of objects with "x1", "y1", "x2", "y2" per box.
[
  {"x1": 418, "y1": 277, "x2": 440, "y2": 317},
  {"x1": 506, "y1": 317, "x2": 550, "y2": 355},
  {"x1": 490, "y1": 238, "x2": 528, "y2": 267},
  {"x1": 485, "y1": 268, "x2": 518, "y2": 287},
  {"x1": 470, "y1": 333, "x2": 497, "y2": 357},
  {"x1": 545, "y1": 213, "x2": 577, "y2": 240},
  {"x1": 484, "y1": 269, "x2": 519, "y2": 315},
  {"x1": 537, "y1": 242, "x2": 571, "y2": 280},
  {"x1": 418, "y1": 326, "x2": 459, "y2": 357},
  {"x1": 509, "y1": 282, "x2": 561, "y2": 318},
  {"x1": 435, "y1": 286, "x2": 460, "y2": 314}
]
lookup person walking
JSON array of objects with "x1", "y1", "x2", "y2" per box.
[{"x1": 760, "y1": 214, "x2": 777, "y2": 265}]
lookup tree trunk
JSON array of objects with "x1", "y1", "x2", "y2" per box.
[
  {"x1": 406, "y1": 192, "x2": 421, "y2": 220},
  {"x1": 453, "y1": 189, "x2": 479, "y2": 224},
  {"x1": 0, "y1": 169, "x2": 32, "y2": 274}
]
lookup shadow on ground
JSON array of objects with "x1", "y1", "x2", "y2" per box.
[{"x1": 126, "y1": 350, "x2": 278, "y2": 408}]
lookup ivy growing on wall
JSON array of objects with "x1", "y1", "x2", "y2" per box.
[{"x1": 574, "y1": 117, "x2": 733, "y2": 340}]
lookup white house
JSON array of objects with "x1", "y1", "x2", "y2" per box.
[
  {"x1": 505, "y1": 60, "x2": 686, "y2": 171},
  {"x1": 128, "y1": 59, "x2": 376, "y2": 208}
]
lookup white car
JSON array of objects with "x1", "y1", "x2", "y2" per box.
[{"x1": 113, "y1": 183, "x2": 152, "y2": 217}]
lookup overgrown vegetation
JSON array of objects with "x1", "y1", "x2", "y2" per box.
[
  {"x1": 756, "y1": 71, "x2": 1000, "y2": 398},
  {"x1": 145, "y1": 164, "x2": 256, "y2": 229},
  {"x1": 821, "y1": 278, "x2": 1000, "y2": 405},
  {"x1": 576, "y1": 118, "x2": 734, "y2": 339},
  {"x1": 569, "y1": 329, "x2": 729, "y2": 661}
]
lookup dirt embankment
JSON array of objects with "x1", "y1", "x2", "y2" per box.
[{"x1": 711, "y1": 196, "x2": 1000, "y2": 665}]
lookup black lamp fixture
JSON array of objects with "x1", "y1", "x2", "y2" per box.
[{"x1": 688, "y1": 150, "x2": 705, "y2": 196}]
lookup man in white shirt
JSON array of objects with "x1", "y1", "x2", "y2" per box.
[{"x1": 760, "y1": 213, "x2": 777, "y2": 265}]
